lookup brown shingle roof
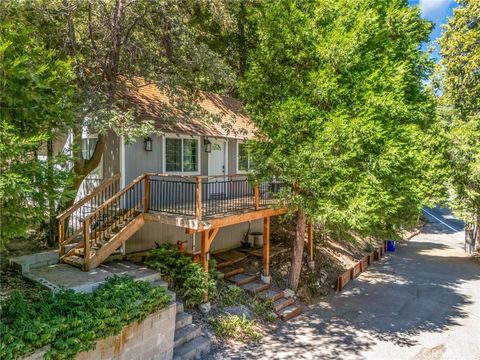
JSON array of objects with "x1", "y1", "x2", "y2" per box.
[{"x1": 117, "y1": 78, "x2": 257, "y2": 140}]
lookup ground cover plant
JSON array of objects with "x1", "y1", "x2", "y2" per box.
[
  {"x1": 145, "y1": 244, "x2": 218, "y2": 307},
  {"x1": 210, "y1": 314, "x2": 262, "y2": 343},
  {"x1": 0, "y1": 276, "x2": 170, "y2": 360}
]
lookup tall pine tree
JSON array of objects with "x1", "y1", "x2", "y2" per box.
[{"x1": 241, "y1": 0, "x2": 439, "y2": 289}]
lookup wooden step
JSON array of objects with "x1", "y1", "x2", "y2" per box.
[
  {"x1": 241, "y1": 281, "x2": 270, "y2": 294},
  {"x1": 277, "y1": 304, "x2": 303, "y2": 321},
  {"x1": 62, "y1": 255, "x2": 84, "y2": 269},
  {"x1": 219, "y1": 266, "x2": 244, "y2": 279},
  {"x1": 215, "y1": 260, "x2": 234, "y2": 269},
  {"x1": 258, "y1": 289, "x2": 285, "y2": 302},
  {"x1": 273, "y1": 297, "x2": 294, "y2": 312},
  {"x1": 225, "y1": 273, "x2": 257, "y2": 286}
]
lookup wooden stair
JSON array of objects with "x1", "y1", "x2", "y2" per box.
[
  {"x1": 61, "y1": 214, "x2": 145, "y2": 270},
  {"x1": 58, "y1": 174, "x2": 148, "y2": 271},
  {"x1": 222, "y1": 268, "x2": 303, "y2": 321}
]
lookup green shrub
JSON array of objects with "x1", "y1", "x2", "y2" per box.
[
  {"x1": 145, "y1": 245, "x2": 218, "y2": 307},
  {"x1": 217, "y1": 286, "x2": 276, "y2": 322},
  {"x1": 218, "y1": 285, "x2": 246, "y2": 308},
  {"x1": 210, "y1": 314, "x2": 261, "y2": 342},
  {"x1": 0, "y1": 276, "x2": 170, "y2": 360}
]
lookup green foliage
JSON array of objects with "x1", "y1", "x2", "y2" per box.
[
  {"x1": 0, "y1": 276, "x2": 170, "y2": 360},
  {"x1": 0, "y1": 17, "x2": 76, "y2": 247},
  {"x1": 145, "y1": 245, "x2": 217, "y2": 307},
  {"x1": 438, "y1": 0, "x2": 480, "y2": 231},
  {"x1": 217, "y1": 285, "x2": 276, "y2": 322},
  {"x1": 241, "y1": 0, "x2": 440, "y2": 239},
  {"x1": 209, "y1": 314, "x2": 262, "y2": 343}
]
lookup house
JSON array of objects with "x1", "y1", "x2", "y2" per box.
[{"x1": 56, "y1": 79, "x2": 314, "y2": 301}]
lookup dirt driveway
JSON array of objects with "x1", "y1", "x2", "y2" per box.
[{"x1": 208, "y1": 208, "x2": 480, "y2": 360}]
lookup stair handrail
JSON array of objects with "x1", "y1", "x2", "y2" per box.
[
  {"x1": 81, "y1": 173, "x2": 147, "y2": 224},
  {"x1": 57, "y1": 173, "x2": 121, "y2": 222}
]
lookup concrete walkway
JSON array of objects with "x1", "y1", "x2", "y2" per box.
[{"x1": 208, "y1": 208, "x2": 480, "y2": 360}]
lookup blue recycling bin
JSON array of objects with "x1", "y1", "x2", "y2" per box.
[{"x1": 386, "y1": 240, "x2": 396, "y2": 252}]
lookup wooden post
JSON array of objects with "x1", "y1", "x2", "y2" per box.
[
  {"x1": 195, "y1": 176, "x2": 202, "y2": 222},
  {"x1": 307, "y1": 221, "x2": 314, "y2": 263},
  {"x1": 58, "y1": 220, "x2": 64, "y2": 257},
  {"x1": 254, "y1": 184, "x2": 260, "y2": 210},
  {"x1": 144, "y1": 174, "x2": 150, "y2": 213},
  {"x1": 83, "y1": 218, "x2": 91, "y2": 271},
  {"x1": 201, "y1": 230, "x2": 209, "y2": 302},
  {"x1": 263, "y1": 216, "x2": 270, "y2": 277}
]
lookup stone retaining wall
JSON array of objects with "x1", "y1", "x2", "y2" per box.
[{"x1": 22, "y1": 303, "x2": 176, "y2": 360}]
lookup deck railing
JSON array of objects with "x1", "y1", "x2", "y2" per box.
[
  {"x1": 58, "y1": 172, "x2": 285, "y2": 262},
  {"x1": 147, "y1": 173, "x2": 284, "y2": 219},
  {"x1": 57, "y1": 173, "x2": 121, "y2": 256}
]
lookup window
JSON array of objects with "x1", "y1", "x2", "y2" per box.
[
  {"x1": 237, "y1": 142, "x2": 252, "y2": 172},
  {"x1": 165, "y1": 137, "x2": 199, "y2": 173},
  {"x1": 82, "y1": 137, "x2": 98, "y2": 160}
]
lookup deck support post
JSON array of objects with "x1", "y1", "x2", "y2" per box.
[
  {"x1": 83, "y1": 218, "x2": 91, "y2": 271},
  {"x1": 201, "y1": 230, "x2": 209, "y2": 303},
  {"x1": 262, "y1": 216, "x2": 270, "y2": 281},
  {"x1": 307, "y1": 221, "x2": 314, "y2": 270},
  {"x1": 144, "y1": 174, "x2": 150, "y2": 213},
  {"x1": 254, "y1": 184, "x2": 260, "y2": 210},
  {"x1": 58, "y1": 221, "x2": 64, "y2": 257}
]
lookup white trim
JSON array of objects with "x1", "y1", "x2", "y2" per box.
[
  {"x1": 162, "y1": 134, "x2": 201, "y2": 175},
  {"x1": 236, "y1": 140, "x2": 251, "y2": 174},
  {"x1": 120, "y1": 135, "x2": 126, "y2": 188}
]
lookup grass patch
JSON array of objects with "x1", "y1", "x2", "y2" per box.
[{"x1": 210, "y1": 314, "x2": 262, "y2": 343}]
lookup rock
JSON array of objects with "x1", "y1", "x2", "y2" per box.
[
  {"x1": 199, "y1": 302, "x2": 211, "y2": 314},
  {"x1": 223, "y1": 305, "x2": 253, "y2": 319},
  {"x1": 283, "y1": 288, "x2": 295, "y2": 298}
]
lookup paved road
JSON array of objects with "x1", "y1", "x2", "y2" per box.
[{"x1": 209, "y1": 208, "x2": 480, "y2": 360}]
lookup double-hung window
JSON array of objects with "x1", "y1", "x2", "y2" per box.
[
  {"x1": 165, "y1": 136, "x2": 199, "y2": 173},
  {"x1": 237, "y1": 141, "x2": 252, "y2": 173}
]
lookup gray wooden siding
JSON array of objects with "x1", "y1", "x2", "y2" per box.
[
  {"x1": 124, "y1": 135, "x2": 163, "y2": 184},
  {"x1": 125, "y1": 219, "x2": 263, "y2": 254},
  {"x1": 201, "y1": 136, "x2": 208, "y2": 175},
  {"x1": 123, "y1": 135, "x2": 240, "y2": 180},
  {"x1": 228, "y1": 139, "x2": 237, "y2": 174},
  {"x1": 103, "y1": 130, "x2": 120, "y2": 178}
]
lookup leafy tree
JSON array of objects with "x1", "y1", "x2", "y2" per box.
[
  {"x1": 438, "y1": 0, "x2": 480, "y2": 250},
  {"x1": 0, "y1": 21, "x2": 76, "y2": 248},
  {"x1": 6, "y1": 0, "x2": 237, "y2": 210},
  {"x1": 242, "y1": 0, "x2": 439, "y2": 289}
]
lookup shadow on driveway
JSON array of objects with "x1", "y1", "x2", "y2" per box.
[{"x1": 208, "y1": 221, "x2": 479, "y2": 359}]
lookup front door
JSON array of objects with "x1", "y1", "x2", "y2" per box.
[{"x1": 207, "y1": 139, "x2": 227, "y2": 198}]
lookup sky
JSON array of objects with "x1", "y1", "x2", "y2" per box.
[{"x1": 408, "y1": 0, "x2": 458, "y2": 60}]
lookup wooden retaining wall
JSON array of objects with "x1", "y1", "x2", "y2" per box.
[{"x1": 336, "y1": 241, "x2": 387, "y2": 291}]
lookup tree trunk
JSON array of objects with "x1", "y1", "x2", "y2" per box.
[
  {"x1": 475, "y1": 212, "x2": 480, "y2": 252},
  {"x1": 288, "y1": 208, "x2": 306, "y2": 291},
  {"x1": 47, "y1": 138, "x2": 57, "y2": 246}
]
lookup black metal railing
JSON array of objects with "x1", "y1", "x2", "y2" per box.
[
  {"x1": 149, "y1": 176, "x2": 196, "y2": 216},
  {"x1": 146, "y1": 174, "x2": 285, "y2": 219},
  {"x1": 202, "y1": 177, "x2": 254, "y2": 217}
]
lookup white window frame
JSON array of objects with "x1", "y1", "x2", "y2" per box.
[
  {"x1": 236, "y1": 140, "x2": 252, "y2": 174},
  {"x1": 81, "y1": 134, "x2": 103, "y2": 178},
  {"x1": 162, "y1": 134, "x2": 201, "y2": 175}
]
